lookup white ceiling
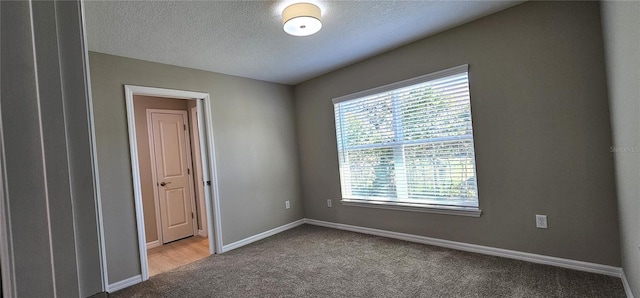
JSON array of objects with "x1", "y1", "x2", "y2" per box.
[{"x1": 85, "y1": 0, "x2": 523, "y2": 85}]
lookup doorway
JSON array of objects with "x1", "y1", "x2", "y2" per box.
[
  {"x1": 145, "y1": 108, "x2": 196, "y2": 245},
  {"x1": 125, "y1": 86, "x2": 222, "y2": 281}
]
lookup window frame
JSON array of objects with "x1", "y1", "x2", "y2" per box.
[{"x1": 332, "y1": 64, "x2": 481, "y2": 217}]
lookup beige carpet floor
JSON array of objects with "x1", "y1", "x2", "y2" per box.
[{"x1": 113, "y1": 224, "x2": 625, "y2": 297}]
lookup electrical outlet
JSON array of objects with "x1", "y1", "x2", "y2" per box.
[
  {"x1": 536, "y1": 214, "x2": 548, "y2": 229},
  {"x1": 285, "y1": 201, "x2": 290, "y2": 209},
  {"x1": 327, "y1": 199, "x2": 333, "y2": 208}
]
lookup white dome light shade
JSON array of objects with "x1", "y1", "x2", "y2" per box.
[
  {"x1": 282, "y1": 3, "x2": 322, "y2": 36},
  {"x1": 283, "y1": 16, "x2": 322, "y2": 36}
]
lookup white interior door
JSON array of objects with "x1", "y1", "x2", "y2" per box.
[{"x1": 150, "y1": 110, "x2": 195, "y2": 243}]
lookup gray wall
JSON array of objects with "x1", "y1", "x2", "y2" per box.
[
  {"x1": 133, "y1": 95, "x2": 190, "y2": 243},
  {"x1": 601, "y1": 1, "x2": 640, "y2": 296},
  {"x1": 88, "y1": 52, "x2": 303, "y2": 284},
  {"x1": 294, "y1": 1, "x2": 621, "y2": 266},
  {"x1": 0, "y1": 0, "x2": 103, "y2": 296}
]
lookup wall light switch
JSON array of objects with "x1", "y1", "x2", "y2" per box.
[
  {"x1": 285, "y1": 201, "x2": 290, "y2": 209},
  {"x1": 327, "y1": 199, "x2": 333, "y2": 208}
]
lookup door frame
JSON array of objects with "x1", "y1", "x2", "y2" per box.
[
  {"x1": 146, "y1": 109, "x2": 198, "y2": 245},
  {"x1": 124, "y1": 85, "x2": 223, "y2": 281}
]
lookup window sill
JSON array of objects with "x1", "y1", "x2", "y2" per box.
[{"x1": 340, "y1": 199, "x2": 482, "y2": 217}]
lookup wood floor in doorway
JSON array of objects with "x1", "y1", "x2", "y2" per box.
[{"x1": 148, "y1": 236, "x2": 209, "y2": 277}]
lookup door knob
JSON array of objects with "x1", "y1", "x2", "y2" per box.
[{"x1": 160, "y1": 181, "x2": 171, "y2": 187}]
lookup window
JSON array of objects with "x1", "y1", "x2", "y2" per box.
[{"x1": 333, "y1": 65, "x2": 480, "y2": 215}]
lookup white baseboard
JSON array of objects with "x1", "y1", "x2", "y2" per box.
[
  {"x1": 622, "y1": 269, "x2": 636, "y2": 298},
  {"x1": 221, "y1": 219, "x2": 306, "y2": 253},
  {"x1": 304, "y1": 219, "x2": 623, "y2": 278},
  {"x1": 146, "y1": 240, "x2": 161, "y2": 250},
  {"x1": 198, "y1": 229, "x2": 207, "y2": 237},
  {"x1": 108, "y1": 275, "x2": 142, "y2": 293}
]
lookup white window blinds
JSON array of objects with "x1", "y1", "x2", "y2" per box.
[{"x1": 333, "y1": 65, "x2": 479, "y2": 208}]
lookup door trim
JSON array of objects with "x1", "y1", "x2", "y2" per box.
[{"x1": 124, "y1": 85, "x2": 223, "y2": 282}]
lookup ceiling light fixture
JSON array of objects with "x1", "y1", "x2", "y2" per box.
[{"x1": 282, "y1": 3, "x2": 322, "y2": 37}]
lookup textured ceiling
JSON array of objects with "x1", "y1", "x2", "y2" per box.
[{"x1": 85, "y1": 1, "x2": 523, "y2": 85}]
